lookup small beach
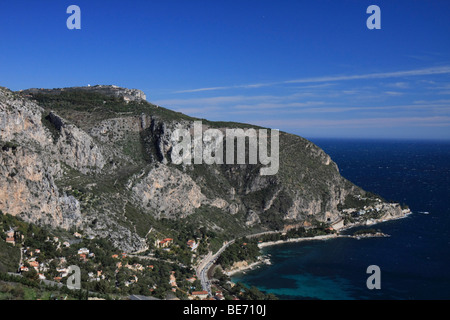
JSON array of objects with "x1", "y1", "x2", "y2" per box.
[
  {"x1": 226, "y1": 260, "x2": 267, "y2": 277},
  {"x1": 227, "y1": 230, "x2": 394, "y2": 277},
  {"x1": 226, "y1": 235, "x2": 337, "y2": 277},
  {"x1": 257, "y1": 234, "x2": 338, "y2": 249}
]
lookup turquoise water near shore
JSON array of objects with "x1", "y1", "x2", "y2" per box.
[{"x1": 232, "y1": 139, "x2": 450, "y2": 300}]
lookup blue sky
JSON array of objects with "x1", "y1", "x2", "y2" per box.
[{"x1": 1, "y1": 1, "x2": 450, "y2": 140}]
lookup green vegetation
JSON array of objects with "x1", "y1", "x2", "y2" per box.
[
  {"x1": 41, "y1": 114, "x2": 61, "y2": 143},
  {"x1": 0, "y1": 241, "x2": 20, "y2": 274},
  {"x1": 286, "y1": 223, "x2": 334, "y2": 238},
  {"x1": 0, "y1": 273, "x2": 93, "y2": 300},
  {"x1": 217, "y1": 239, "x2": 260, "y2": 270},
  {"x1": 212, "y1": 268, "x2": 277, "y2": 300},
  {"x1": 0, "y1": 140, "x2": 19, "y2": 152},
  {"x1": 231, "y1": 282, "x2": 278, "y2": 300},
  {"x1": 29, "y1": 90, "x2": 196, "y2": 124},
  {"x1": 0, "y1": 212, "x2": 22, "y2": 273},
  {"x1": 0, "y1": 211, "x2": 201, "y2": 300},
  {"x1": 255, "y1": 223, "x2": 335, "y2": 245},
  {"x1": 216, "y1": 223, "x2": 335, "y2": 271},
  {"x1": 339, "y1": 194, "x2": 379, "y2": 211}
]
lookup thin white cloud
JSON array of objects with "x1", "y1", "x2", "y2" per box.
[
  {"x1": 154, "y1": 95, "x2": 272, "y2": 106},
  {"x1": 434, "y1": 83, "x2": 450, "y2": 89},
  {"x1": 385, "y1": 91, "x2": 404, "y2": 96},
  {"x1": 288, "y1": 83, "x2": 337, "y2": 90},
  {"x1": 253, "y1": 116, "x2": 450, "y2": 129},
  {"x1": 174, "y1": 83, "x2": 277, "y2": 93},
  {"x1": 425, "y1": 82, "x2": 450, "y2": 95},
  {"x1": 233, "y1": 101, "x2": 326, "y2": 110},
  {"x1": 154, "y1": 92, "x2": 318, "y2": 108},
  {"x1": 162, "y1": 93, "x2": 450, "y2": 118},
  {"x1": 413, "y1": 99, "x2": 450, "y2": 104},
  {"x1": 173, "y1": 106, "x2": 222, "y2": 115},
  {"x1": 284, "y1": 66, "x2": 450, "y2": 84},
  {"x1": 228, "y1": 102, "x2": 450, "y2": 115},
  {"x1": 386, "y1": 82, "x2": 410, "y2": 89},
  {"x1": 175, "y1": 86, "x2": 234, "y2": 93},
  {"x1": 173, "y1": 66, "x2": 450, "y2": 94}
]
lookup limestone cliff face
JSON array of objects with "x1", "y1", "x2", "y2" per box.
[
  {"x1": 0, "y1": 85, "x2": 404, "y2": 252},
  {"x1": 0, "y1": 146, "x2": 83, "y2": 228},
  {"x1": 48, "y1": 112, "x2": 106, "y2": 174},
  {"x1": 0, "y1": 89, "x2": 50, "y2": 146},
  {"x1": 0, "y1": 89, "x2": 82, "y2": 229},
  {"x1": 129, "y1": 165, "x2": 206, "y2": 219}
]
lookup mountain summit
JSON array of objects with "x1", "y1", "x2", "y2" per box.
[{"x1": 19, "y1": 85, "x2": 147, "y2": 102}]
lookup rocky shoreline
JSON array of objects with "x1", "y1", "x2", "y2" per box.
[
  {"x1": 258, "y1": 233, "x2": 339, "y2": 249},
  {"x1": 227, "y1": 211, "x2": 412, "y2": 278},
  {"x1": 226, "y1": 234, "x2": 378, "y2": 277},
  {"x1": 339, "y1": 208, "x2": 412, "y2": 233},
  {"x1": 225, "y1": 258, "x2": 272, "y2": 277}
]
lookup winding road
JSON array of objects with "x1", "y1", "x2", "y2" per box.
[
  {"x1": 196, "y1": 240, "x2": 234, "y2": 296},
  {"x1": 195, "y1": 230, "x2": 280, "y2": 296}
]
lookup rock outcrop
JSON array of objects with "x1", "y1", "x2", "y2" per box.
[
  {"x1": 129, "y1": 165, "x2": 206, "y2": 219},
  {"x1": 48, "y1": 112, "x2": 106, "y2": 174}
]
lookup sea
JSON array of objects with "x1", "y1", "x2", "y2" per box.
[{"x1": 232, "y1": 139, "x2": 450, "y2": 300}]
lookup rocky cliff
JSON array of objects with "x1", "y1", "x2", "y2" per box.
[{"x1": 0, "y1": 85, "x2": 404, "y2": 251}]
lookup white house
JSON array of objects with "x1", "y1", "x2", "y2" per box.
[{"x1": 78, "y1": 248, "x2": 89, "y2": 255}]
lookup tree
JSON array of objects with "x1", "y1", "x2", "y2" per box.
[
  {"x1": 94, "y1": 280, "x2": 111, "y2": 294},
  {"x1": 23, "y1": 267, "x2": 38, "y2": 281}
]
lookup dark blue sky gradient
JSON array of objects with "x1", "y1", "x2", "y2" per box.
[{"x1": 1, "y1": 1, "x2": 450, "y2": 139}]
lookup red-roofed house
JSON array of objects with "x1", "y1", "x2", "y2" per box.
[
  {"x1": 158, "y1": 238, "x2": 173, "y2": 248},
  {"x1": 19, "y1": 266, "x2": 29, "y2": 272},
  {"x1": 186, "y1": 240, "x2": 198, "y2": 251},
  {"x1": 186, "y1": 277, "x2": 196, "y2": 283}
]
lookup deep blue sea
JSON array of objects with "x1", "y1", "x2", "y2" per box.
[{"x1": 232, "y1": 139, "x2": 450, "y2": 300}]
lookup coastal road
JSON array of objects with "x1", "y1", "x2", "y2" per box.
[
  {"x1": 196, "y1": 240, "x2": 235, "y2": 296},
  {"x1": 196, "y1": 230, "x2": 281, "y2": 295}
]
